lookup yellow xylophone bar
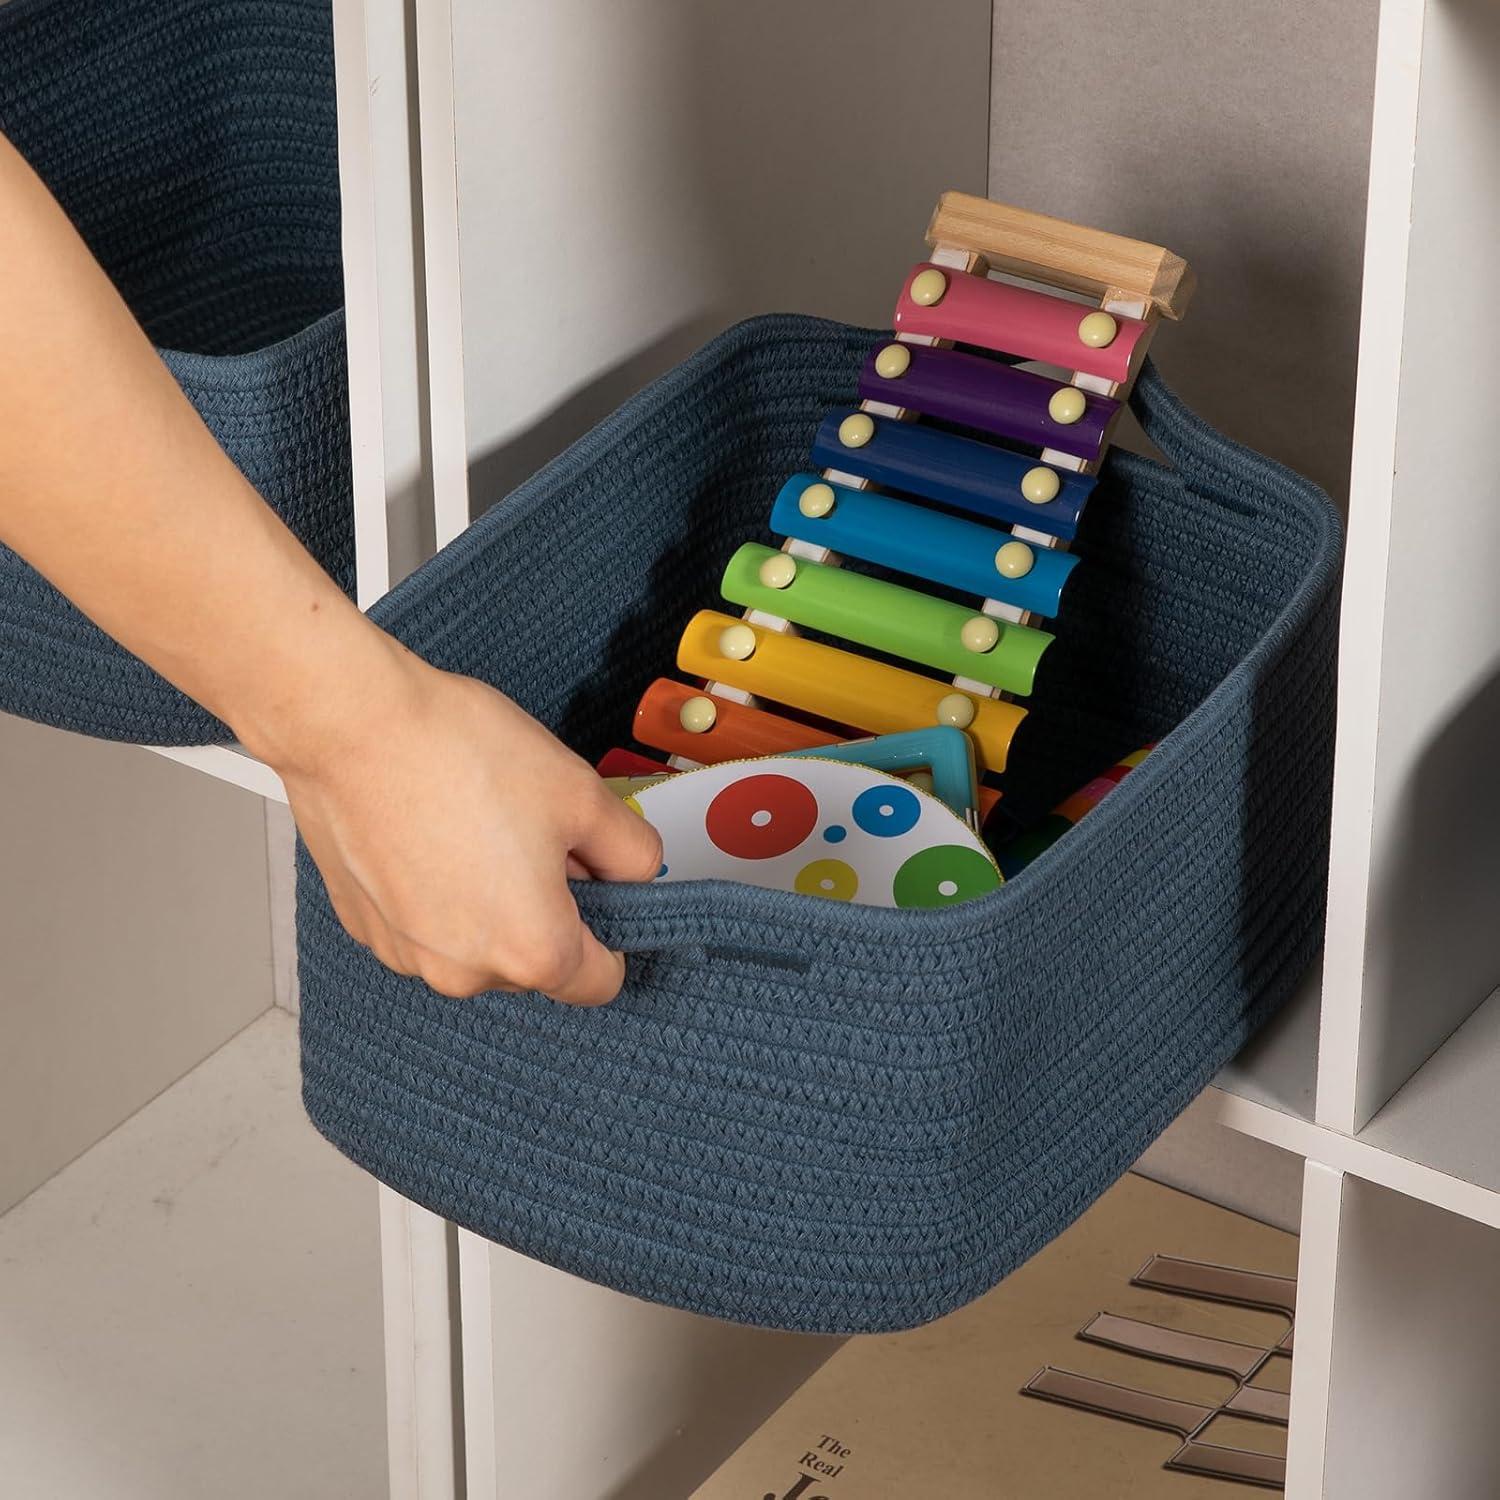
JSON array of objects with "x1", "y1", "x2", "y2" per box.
[{"x1": 678, "y1": 611, "x2": 1025, "y2": 776}]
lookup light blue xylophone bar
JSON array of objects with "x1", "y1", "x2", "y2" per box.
[{"x1": 770, "y1": 473, "x2": 1079, "y2": 619}]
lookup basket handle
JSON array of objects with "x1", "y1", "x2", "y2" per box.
[
  {"x1": 572, "y1": 875, "x2": 994, "y2": 991},
  {"x1": 574, "y1": 877, "x2": 833, "y2": 966},
  {"x1": 1129, "y1": 358, "x2": 1254, "y2": 482}
]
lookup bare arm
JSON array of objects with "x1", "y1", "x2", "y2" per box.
[{"x1": 0, "y1": 133, "x2": 660, "y2": 1005}]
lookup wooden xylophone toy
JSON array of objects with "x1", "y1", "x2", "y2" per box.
[{"x1": 613, "y1": 192, "x2": 1193, "y2": 854}]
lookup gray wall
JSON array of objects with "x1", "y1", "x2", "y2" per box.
[
  {"x1": 451, "y1": 0, "x2": 993, "y2": 510},
  {"x1": 0, "y1": 718, "x2": 275, "y2": 1212},
  {"x1": 990, "y1": 0, "x2": 1379, "y2": 505}
]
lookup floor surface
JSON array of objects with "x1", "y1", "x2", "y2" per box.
[
  {"x1": 0, "y1": 1009, "x2": 388, "y2": 1500},
  {"x1": 694, "y1": 1173, "x2": 1298, "y2": 1498}
]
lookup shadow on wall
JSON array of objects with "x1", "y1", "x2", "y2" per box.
[
  {"x1": 988, "y1": 0, "x2": 1379, "y2": 509},
  {"x1": 455, "y1": 0, "x2": 991, "y2": 524},
  {"x1": 1358, "y1": 658, "x2": 1500, "y2": 1123},
  {"x1": 466, "y1": 317, "x2": 719, "y2": 518}
]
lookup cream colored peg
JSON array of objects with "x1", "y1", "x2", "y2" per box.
[
  {"x1": 718, "y1": 623, "x2": 757, "y2": 661},
  {"x1": 1077, "y1": 310, "x2": 1118, "y2": 348},
  {"x1": 798, "y1": 482, "x2": 836, "y2": 518},
  {"x1": 874, "y1": 343, "x2": 911, "y2": 379},
  {"x1": 838, "y1": 413, "x2": 875, "y2": 449},
  {"x1": 1021, "y1": 465, "x2": 1061, "y2": 504},
  {"x1": 995, "y1": 540, "x2": 1035, "y2": 579},
  {"x1": 935, "y1": 692, "x2": 976, "y2": 729},
  {"x1": 758, "y1": 553, "x2": 798, "y2": 589},
  {"x1": 960, "y1": 615, "x2": 1000, "y2": 654},
  {"x1": 1048, "y1": 387, "x2": 1086, "y2": 425},
  {"x1": 910, "y1": 268, "x2": 948, "y2": 306},
  {"x1": 678, "y1": 695, "x2": 718, "y2": 734}
]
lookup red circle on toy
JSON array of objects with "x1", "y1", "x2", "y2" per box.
[{"x1": 704, "y1": 773, "x2": 819, "y2": 860}]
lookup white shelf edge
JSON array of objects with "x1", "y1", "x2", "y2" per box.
[
  {"x1": 1208, "y1": 1088, "x2": 1500, "y2": 1235},
  {"x1": 144, "y1": 744, "x2": 287, "y2": 804},
  {"x1": 1316, "y1": 0, "x2": 1428, "y2": 1135}
]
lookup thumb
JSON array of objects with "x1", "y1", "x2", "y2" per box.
[
  {"x1": 545, "y1": 926, "x2": 629, "y2": 1007},
  {"x1": 573, "y1": 786, "x2": 663, "y2": 883}
]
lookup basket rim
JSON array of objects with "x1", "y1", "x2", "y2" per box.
[
  {"x1": 367, "y1": 312, "x2": 1344, "y2": 958},
  {"x1": 157, "y1": 305, "x2": 346, "y2": 385}
]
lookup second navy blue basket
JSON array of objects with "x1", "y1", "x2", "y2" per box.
[
  {"x1": 297, "y1": 315, "x2": 1341, "y2": 1334},
  {"x1": 0, "y1": 0, "x2": 350, "y2": 743}
]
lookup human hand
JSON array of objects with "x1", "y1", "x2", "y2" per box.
[
  {"x1": 253, "y1": 638, "x2": 662, "y2": 1005},
  {"x1": 0, "y1": 132, "x2": 659, "y2": 1004}
]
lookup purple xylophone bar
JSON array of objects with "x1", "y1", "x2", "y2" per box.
[{"x1": 859, "y1": 342, "x2": 1121, "y2": 463}]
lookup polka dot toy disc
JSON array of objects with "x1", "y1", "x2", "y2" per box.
[{"x1": 632, "y1": 756, "x2": 1002, "y2": 909}]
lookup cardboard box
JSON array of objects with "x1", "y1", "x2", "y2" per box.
[{"x1": 692, "y1": 1174, "x2": 1296, "y2": 1499}]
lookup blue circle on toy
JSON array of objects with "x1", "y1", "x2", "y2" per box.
[
  {"x1": 823, "y1": 824, "x2": 847, "y2": 844},
  {"x1": 851, "y1": 784, "x2": 920, "y2": 838}
]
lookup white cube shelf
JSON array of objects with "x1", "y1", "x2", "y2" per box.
[{"x1": 37, "y1": 0, "x2": 1496, "y2": 1494}]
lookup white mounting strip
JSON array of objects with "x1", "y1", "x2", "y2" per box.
[
  {"x1": 379, "y1": 1188, "x2": 461, "y2": 1500},
  {"x1": 928, "y1": 245, "x2": 975, "y2": 272},
  {"x1": 983, "y1": 599, "x2": 1027, "y2": 624},
  {"x1": 1010, "y1": 524, "x2": 1055, "y2": 547},
  {"x1": 744, "y1": 609, "x2": 791, "y2": 631},
  {"x1": 142, "y1": 0, "x2": 422, "y2": 797},
  {"x1": 785, "y1": 539, "x2": 835, "y2": 563},
  {"x1": 333, "y1": 0, "x2": 393, "y2": 606},
  {"x1": 340, "y1": 6, "x2": 465, "y2": 1499},
  {"x1": 1282, "y1": 1162, "x2": 1343, "y2": 1497},
  {"x1": 413, "y1": 0, "x2": 472, "y2": 552}
]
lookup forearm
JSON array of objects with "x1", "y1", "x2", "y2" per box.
[
  {"x1": 0, "y1": 132, "x2": 394, "y2": 763},
  {"x1": 0, "y1": 133, "x2": 660, "y2": 1004}
]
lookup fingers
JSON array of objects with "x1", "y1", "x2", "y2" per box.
[
  {"x1": 486, "y1": 876, "x2": 629, "y2": 1006},
  {"x1": 312, "y1": 782, "x2": 638, "y2": 1005},
  {"x1": 542, "y1": 928, "x2": 627, "y2": 1007},
  {"x1": 571, "y1": 784, "x2": 663, "y2": 883}
]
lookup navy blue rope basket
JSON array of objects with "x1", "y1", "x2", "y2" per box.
[
  {"x1": 0, "y1": 0, "x2": 349, "y2": 743},
  {"x1": 297, "y1": 314, "x2": 1340, "y2": 1333}
]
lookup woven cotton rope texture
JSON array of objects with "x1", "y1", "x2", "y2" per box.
[
  {"x1": 0, "y1": 0, "x2": 350, "y2": 743},
  {"x1": 297, "y1": 315, "x2": 1342, "y2": 1334}
]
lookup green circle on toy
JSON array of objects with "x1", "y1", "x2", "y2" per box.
[
  {"x1": 891, "y1": 843, "x2": 1002, "y2": 909},
  {"x1": 633, "y1": 755, "x2": 1001, "y2": 908}
]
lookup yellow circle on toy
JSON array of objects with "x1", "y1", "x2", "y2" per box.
[
  {"x1": 678, "y1": 695, "x2": 718, "y2": 734},
  {"x1": 798, "y1": 482, "x2": 836, "y2": 518},
  {"x1": 758, "y1": 553, "x2": 797, "y2": 590},
  {"x1": 1021, "y1": 465, "x2": 1061, "y2": 505},
  {"x1": 1048, "y1": 386, "x2": 1087, "y2": 425},
  {"x1": 838, "y1": 412, "x2": 875, "y2": 449},
  {"x1": 874, "y1": 343, "x2": 911, "y2": 379},
  {"x1": 794, "y1": 858, "x2": 860, "y2": 902},
  {"x1": 1077, "y1": 310, "x2": 1118, "y2": 348},
  {"x1": 960, "y1": 615, "x2": 1000, "y2": 654},
  {"x1": 995, "y1": 540, "x2": 1035, "y2": 579},
  {"x1": 935, "y1": 691, "x2": 976, "y2": 729},
  {"x1": 910, "y1": 268, "x2": 948, "y2": 307},
  {"x1": 718, "y1": 623, "x2": 757, "y2": 661}
]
